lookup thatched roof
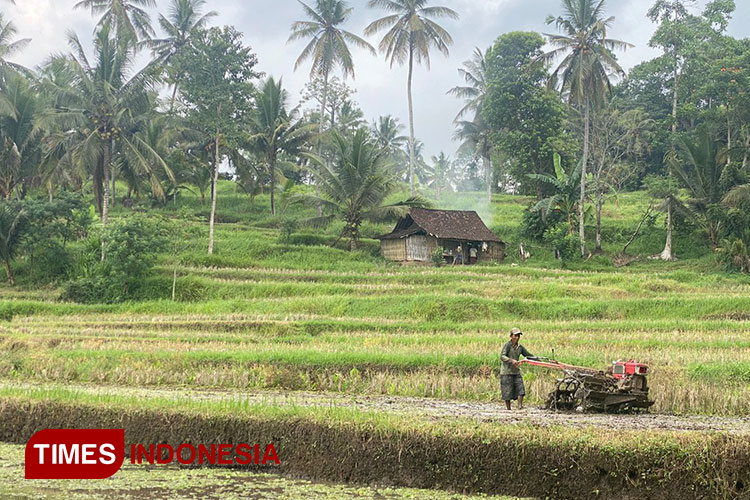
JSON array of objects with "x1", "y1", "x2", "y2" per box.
[{"x1": 379, "y1": 208, "x2": 503, "y2": 243}]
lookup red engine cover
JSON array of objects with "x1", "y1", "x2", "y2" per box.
[{"x1": 612, "y1": 360, "x2": 648, "y2": 379}]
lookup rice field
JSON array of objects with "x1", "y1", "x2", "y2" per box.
[{"x1": 2, "y1": 187, "x2": 750, "y2": 498}]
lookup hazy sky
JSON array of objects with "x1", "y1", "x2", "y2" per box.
[{"x1": 5, "y1": 0, "x2": 750, "y2": 158}]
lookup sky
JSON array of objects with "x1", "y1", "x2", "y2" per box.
[{"x1": 5, "y1": 0, "x2": 750, "y2": 159}]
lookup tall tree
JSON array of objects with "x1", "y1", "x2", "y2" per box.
[
  {"x1": 145, "y1": 0, "x2": 217, "y2": 111},
  {"x1": 482, "y1": 31, "x2": 571, "y2": 198},
  {"x1": 289, "y1": 0, "x2": 374, "y2": 153},
  {"x1": 249, "y1": 77, "x2": 315, "y2": 216},
  {"x1": 541, "y1": 0, "x2": 632, "y2": 256},
  {"x1": 365, "y1": 0, "x2": 458, "y2": 196},
  {"x1": 172, "y1": 26, "x2": 259, "y2": 255},
  {"x1": 454, "y1": 115, "x2": 493, "y2": 203},
  {"x1": 41, "y1": 27, "x2": 169, "y2": 230},
  {"x1": 589, "y1": 105, "x2": 653, "y2": 252},
  {"x1": 0, "y1": 201, "x2": 26, "y2": 285},
  {"x1": 0, "y1": 72, "x2": 43, "y2": 200},
  {"x1": 74, "y1": 0, "x2": 156, "y2": 44}
]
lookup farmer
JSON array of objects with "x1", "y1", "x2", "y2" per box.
[{"x1": 500, "y1": 327, "x2": 534, "y2": 410}]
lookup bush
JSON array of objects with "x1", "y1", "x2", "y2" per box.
[
  {"x1": 716, "y1": 234, "x2": 750, "y2": 273},
  {"x1": 521, "y1": 206, "x2": 563, "y2": 241},
  {"x1": 431, "y1": 247, "x2": 444, "y2": 267},
  {"x1": 62, "y1": 215, "x2": 168, "y2": 303},
  {"x1": 279, "y1": 219, "x2": 298, "y2": 244},
  {"x1": 544, "y1": 224, "x2": 579, "y2": 266}
]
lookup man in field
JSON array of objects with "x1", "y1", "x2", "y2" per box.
[{"x1": 500, "y1": 327, "x2": 534, "y2": 410}]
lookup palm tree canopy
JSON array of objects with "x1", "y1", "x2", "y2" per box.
[
  {"x1": 540, "y1": 0, "x2": 632, "y2": 106},
  {"x1": 145, "y1": 0, "x2": 217, "y2": 61},
  {"x1": 447, "y1": 46, "x2": 487, "y2": 120},
  {"x1": 0, "y1": 13, "x2": 31, "y2": 78},
  {"x1": 371, "y1": 115, "x2": 407, "y2": 151},
  {"x1": 74, "y1": 0, "x2": 156, "y2": 43},
  {"x1": 289, "y1": 0, "x2": 375, "y2": 78},
  {"x1": 39, "y1": 26, "x2": 171, "y2": 210},
  {"x1": 668, "y1": 125, "x2": 725, "y2": 206},
  {"x1": 250, "y1": 76, "x2": 316, "y2": 163},
  {"x1": 364, "y1": 0, "x2": 458, "y2": 69}
]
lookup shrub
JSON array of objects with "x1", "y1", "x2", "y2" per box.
[
  {"x1": 62, "y1": 215, "x2": 168, "y2": 303},
  {"x1": 431, "y1": 247, "x2": 444, "y2": 267},
  {"x1": 279, "y1": 219, "x2": 298, "y2": 244},
  {"x1": 521, "y1": 205, "x2": 563, "y2": 241},
  {"x1": 716, "y1": 235, "x2": 750, "y2": 273},
  {"x1": 544, "y1": 224, "x2": 579, "y2": 266}
]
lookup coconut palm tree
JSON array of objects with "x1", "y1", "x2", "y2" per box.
[
  {"x1": 0, "y1": 72, "x2": 43, "y2": 200},
  {"x1": 365, "y1": 0, "x2": 457, "y2": 196},
  {"x1": 0, "y1": 201, "x2": 27, "y2": 285},
  {"x1": 144, "y1": 0, "x2": 217, "y2": 110},
  {"x1": 289, "y1": 0, "x2": 374, "y2": 144},
  {"x1": 40, "y1": 26, "x2": 170, "y2": 228},
  {"x1": 371, "y1": 115, "x2": 407, "y2": 153},
  {"x1": 454, "y1": 115, "x2": 493, "y2": 203},
  {"x1": 447, "y1": 47, "x2": 487, "y2": 121},
  {"x1": 249, "y1": 77, "x2": 316, "y2": 216},
  {"x1": 0, "y1": 13, "x2": 30, "y2": 81},
  {"x1": 540, "y1": 0, "x2": 631, "y2": 255},
  {"x1": 74, "y1": 0, "x2": 156, "y2": 44},
  {"x1": 424, "y1": 151, "x2": 451, "y2": 200},
  {"x1": 301, "y1": 129, "x2": 427, "y2": 250}
]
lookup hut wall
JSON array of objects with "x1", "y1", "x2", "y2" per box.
[
  {"x1": 406, "y1": 235, "x2": 430, "y2": 261},
  {"x1": 381, "y1": 239, "x2": 406, "y2": 261},
  {"x1": 478, "y1": 241, "x2": 505, "y2": 263}
]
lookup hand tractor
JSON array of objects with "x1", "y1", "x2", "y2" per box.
[{"x1": 519, "y1": 357, "x2": 655, "y2": 413}]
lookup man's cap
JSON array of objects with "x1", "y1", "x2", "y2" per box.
[{"x1": 510, "y1": 327, "x2": 523, "y2": 336}]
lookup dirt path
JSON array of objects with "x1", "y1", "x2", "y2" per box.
[{"x1": 5, "y1": 382, "x2": 750, "y2": 434}]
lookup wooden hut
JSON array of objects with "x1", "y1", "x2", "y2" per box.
[{"x1": 378, "y1": 208, "x2": 505, "y2": 264}]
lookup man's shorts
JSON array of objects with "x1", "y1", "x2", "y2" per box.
[{"x1": 501, "y1": 374, "x2": 526, "y2": 401}]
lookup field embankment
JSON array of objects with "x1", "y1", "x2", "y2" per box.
[{"x1": 0, "y1": 388, "x2": 748, "y2": 500}]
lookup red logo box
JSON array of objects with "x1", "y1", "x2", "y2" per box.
[{"x1": 25, "y1": 429, "x2": 125, "y2": 479}]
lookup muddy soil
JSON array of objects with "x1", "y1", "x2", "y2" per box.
[{"x1": 5, "y1": 382, "x2": 750, "y2": 434}]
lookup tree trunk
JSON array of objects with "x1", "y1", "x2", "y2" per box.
[
  {"x1": 407, "y1": 44, "x2": 416, "y2": 196},
  {"x1": 727, "y1": 111, "x2": 732, "y2": 166},
  {"x1": 208, "y1": 131, "x2": 220, "y2": 255},
  {"x1": 102, "y1": 146, "x2": 111, "y2": 227},
  {"x1": 484, "y1": 153, "x2": 491, "y2": 204},
  {"x1": 315, "y1": 69, "x2": 330, "y2": 218},
  {"x1": 743, "y1": 129, "x2": 749, "y2": 171},
  {"x1": 111, "y1": 166, "x2": 116, "y2": 208},
  {"x1": 270, "y1": 158, "x2": 276, "y2": 217},
  {"x1": 671, "y1": 54, "x2": 679, "y2": 151},
  {"x1": 169, "y1": 77, "x2": 181, "y2": 114},
  {"x1": 595, "y1": 188, "x2": 603, "y2": 253},
  {"x1": 580, "y1": 99, "x2": 590, "y2": 257},
  {"x1": 660, "y1": 201, "x2": 675, "y2": 261},
  {"x1": 4, "y1": 260, "x2": 15, "y2": 286}
]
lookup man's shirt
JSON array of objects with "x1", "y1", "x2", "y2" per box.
[{"x1": 500, "y1": 341, "x2": 532, "y2": 375}]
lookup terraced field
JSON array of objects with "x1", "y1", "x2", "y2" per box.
[
  {"x1": 3, "y1": 263, "x2": 750, "y2": 415},
  {"x1": 2, "y1": 190, "x2": 750, "y2": 499}
]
